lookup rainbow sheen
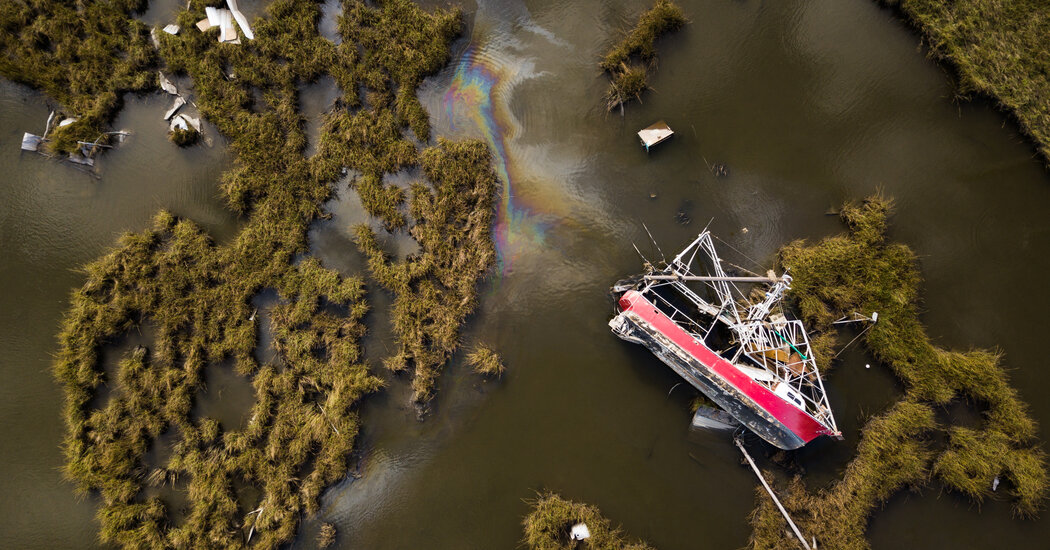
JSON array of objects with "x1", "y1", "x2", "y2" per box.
[{"x1": 443, "y1": 45, "x2": 547, "y2": 273}]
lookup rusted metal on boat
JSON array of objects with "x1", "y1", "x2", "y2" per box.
[{"x1": 610, "y1": 231, "x2": 841, "y2": 450}]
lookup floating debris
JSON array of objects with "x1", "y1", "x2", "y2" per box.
[
  {"x1": 163, "y1": 24, "x2": 180, "y2": 35},
  {"x1": 163, "y1": 96, "x2": 186, "y2": 120},
  {"x1": 712, "y1": 163, "x2": 729, "y2": 177},
  {"x1": 67, "y1": 152, "x2": 94, "y2": 167},
  {"x1": 170, "y1": 113, "x2": 200, "y2": 133},
  {"x1": 158, "y1": 71, "x2": 178, "y2": 95},
  {"x1": 227, "y1": 0, "x2": 254, "y2": 40},
  {"x1": 570, "y1": 523, "x2": 591, "y2": 540},
  {"x1": 18, "y1": 111, "x2": 123, "y2": 171},
  {"x1": 638, "y1": 120, "x2": 674, "y2": 151},
  {"x1": 691, "y1": 405, "x2": 741, "y2": 431},
  {"x1": 21, "y1": 133, "x2": 43, "y2": 152},
  {"x1": 736, "y1": 438, "x2": 813, "y2": 550},
  {"x1": 169, "y1": 113, "x2": 202, "y2": 146},
  {"x1": 195, "y1": 2, "x2": 253, "y2": 44}
]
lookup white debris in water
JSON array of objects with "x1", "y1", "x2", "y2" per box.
[
  {"x1": 21, "y1": 133, "x2": 43, "y2": 152},
  {"x1": 163, "y1": 96, "x2": 186, "y2": 121},
  {"x1": 993, "y1": 475, "x2": 1000, "y2": 491},
  {"x1": 227, "y1": 0, "x2": 254, "y2": 40},
  {"x1": 159, "y1": 72, "x2": 178, "y2": 95},
  {"x1": 570, "y1": 523, "x2": 591, "y2": 540},
  {"x1": 170, "y1": 113, "x2": 201, "y2": 133},
  {"x1": 197, "y1": 6, "x2": 248, "y2": 44},
  {"x1": 637, "y1": 120, "x2": 674, "y2": 150}
]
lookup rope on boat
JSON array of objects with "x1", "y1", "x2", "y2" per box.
[
  {"x1": 772, "y1": 327, "x2": 808, "y2": 360},
  {"x1": 735, "y1": 438, "x2": 813, "y2": 550}
]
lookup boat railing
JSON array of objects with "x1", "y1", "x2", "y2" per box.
[
  {"x1": 736, "y1": 320, "x2": 837, "y2": 430},
  {"x1": 645, "y1": 288, "x2": 709, "y2": 342}
]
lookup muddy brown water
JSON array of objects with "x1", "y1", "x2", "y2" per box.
[{"x1": 3, "y1": 0, "x2": 1050, "y2": 548}]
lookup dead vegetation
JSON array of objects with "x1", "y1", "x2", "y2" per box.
[
  {"x1": 49, "y1": 0, "x2": 497, "y2": 547},
  {"x1": 523, "y1": 492, "x2": 653, "y2": 550},
  {"x1": 600, "y1": 0, "x2": 686, "y2": 111},
  {"x1": 467, "y1": 344, "x2": 504, "y2": 377},
  {"x1": 747, "y1": 196, "x2": 1048, "y2": 549}
]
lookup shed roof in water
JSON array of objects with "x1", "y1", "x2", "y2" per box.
[{"x1": 638, "y1": 120, "x2": 674, "y2": 150}]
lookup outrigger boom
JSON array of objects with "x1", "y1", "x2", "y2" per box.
[
  {"x1": 610, "y1": 231, "x2": 842, "y2": 450},
  {"x1": 644, "y1": 274, "x2": 786, "y2": 284}
]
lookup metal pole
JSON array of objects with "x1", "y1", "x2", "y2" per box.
[
  {"x1": 735, "y1": 438, "x2": 812, "y2": 550},
  {"x1": 644, "y1": 274, "x2": 783, "y2": 284}
]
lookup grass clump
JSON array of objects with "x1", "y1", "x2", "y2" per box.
[
  {"x1": 599, "y1": 0, "x2": 686, "y2": 111},
  {"x1": 318, "y1": 522, "x2": 337, "y2": 548},
  {"x1": 169, "y1": 128, "x2": 199, "y2": 147},
  {"x1": 467, "y1": 344, "x2": 504, "y2": 377},
  {"x1": 747, "y1": 195, "x2": 1048, "y2": 549},
  {"x1": 0, "y1": 0, "x2": 155, "y2": 154},
  {"x1": 49, "y1": 0, "x2": 496, "y2": 547},
  {"x1": 523, "y1": 492, "x2": 653, "y2": 550},
  {"x1": 881, "y1": 0, "x2": 1050, "y2": 163}
]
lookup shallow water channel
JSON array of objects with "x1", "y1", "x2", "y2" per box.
[{"x1": 2, "y1": 0, "x2": 1050, "y2": 548}]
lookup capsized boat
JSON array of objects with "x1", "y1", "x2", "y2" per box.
[{"x1": 609, "y1": 231, "x2": 841, "y2": 450}]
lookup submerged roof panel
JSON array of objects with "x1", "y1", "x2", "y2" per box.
[{"x1": 638, "y1": 120, "x2": 674, "y2": 148}]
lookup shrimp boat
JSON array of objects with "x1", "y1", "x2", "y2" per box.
[{"x1": 609, "y1": 232, "x2": 841, "y2": 450}]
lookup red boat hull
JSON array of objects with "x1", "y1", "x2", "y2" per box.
[{"x1": 614, "y1": 290, "x2": 834, "y2": 449}]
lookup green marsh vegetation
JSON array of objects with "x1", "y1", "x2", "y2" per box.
[
  {"x1": 748, "y1": 196, "x2": 1048, "y2": 549},
  {"x1": 46, "y1": 0, "x2": 498, "y2": 546},
  {"x1": 0, "y1": 0, "x2": 156, "y2": 154},
  {"x1": 523, "y1": 492, "x2": 653, "y2": 550},
  {"x1": 882, "y1": 0, "x2": 1050, "y2": 163},
  {"x1": 599, "y1": 0, "x2": 686, "y2": 111},
  {"x1": 168, "y1": 127, "x2": 199, "y2": 147}
]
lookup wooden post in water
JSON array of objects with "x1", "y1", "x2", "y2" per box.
[{"x1": 734, "y1": 438, "x2": 812, "y2": 550}]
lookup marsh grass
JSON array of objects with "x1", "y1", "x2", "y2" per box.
[
  {"x1": 0, "y1": 0, "x2": 156, "y2": 154},
  {"x1": 318, "y1": 522, "x2": 337, "y2": 548},
  {"x1": 355, "y1": 138, "x2": 497, "y2": 404},
  {"x1": 523, "y1": 493, "x2": 653, "y2": 550},
  {"x1": 169, "y1": 128, "x2": 199, "y2": 147},
  {"x1": 52, "y1": 0, "x2": 496, "y2": 547},
  {"x1": 599, "y1": 0, "x2": 686, "y2": 111},
  {"x1": 882, "y1": 0, "x2": 1050, "y2": 163},
  {"x1": 747, "y1": 196, "x2": 1048, "y2": 549},
  {"x1": 467, "y1": 344, "x2": 504, "y2": 377}
]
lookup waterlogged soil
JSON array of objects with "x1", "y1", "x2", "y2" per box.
[{"x1": 3, "y1": 0, "x2": 1050, "y2": 548}]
